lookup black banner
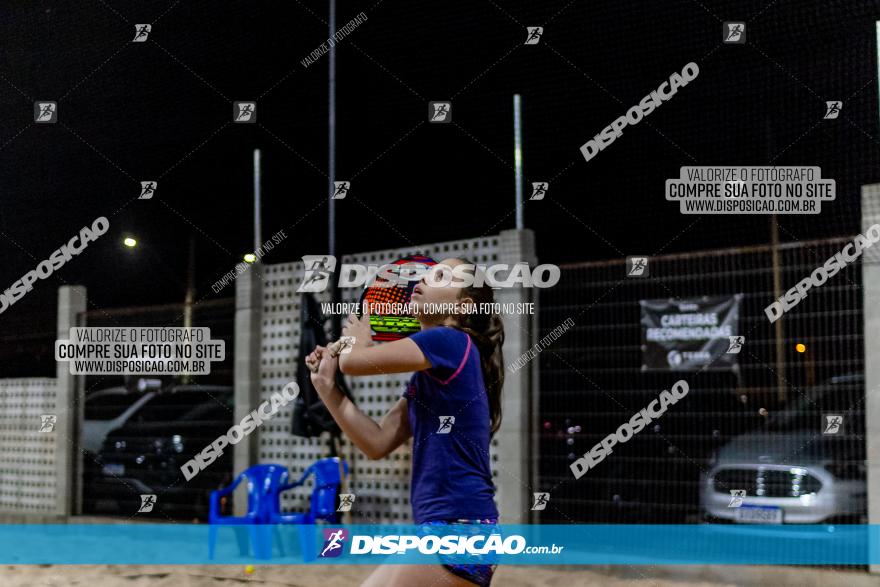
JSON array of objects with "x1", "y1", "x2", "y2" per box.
[{"x1": 640, "y1": 295, "x2": 742, "y2": 371}]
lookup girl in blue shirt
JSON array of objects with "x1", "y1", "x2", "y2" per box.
[{"x1": 306, "y1": 258, "x2": 505, "y2": 586}]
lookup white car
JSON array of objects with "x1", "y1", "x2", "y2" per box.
[{"x1": 701, "y1": 374, "x2": 866, "y2": 525}]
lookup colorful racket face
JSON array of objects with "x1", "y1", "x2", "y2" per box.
[{"x1": 356, "y1": 255, "x2": 437, "y2": 341}]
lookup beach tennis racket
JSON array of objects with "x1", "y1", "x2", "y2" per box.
[{"x1": 355, "y1": 254, "x2": 437, "y2": 341}]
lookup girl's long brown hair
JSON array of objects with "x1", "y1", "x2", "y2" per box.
[{"x1": 449, "y1": 259, "x2": 505, "y2": 438}]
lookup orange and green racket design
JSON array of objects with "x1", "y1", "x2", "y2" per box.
[{"x1": 356, "y1": 255, "x2": 437, "y2": 341}]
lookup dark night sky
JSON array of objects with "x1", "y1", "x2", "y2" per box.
[{"x1": 1, "y1": 0, "x2": 879, "y2": 338}]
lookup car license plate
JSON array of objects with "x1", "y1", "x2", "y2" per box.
[
  {"x1": 102, "y1": 463, "x2": 125, "y2": 476},
  {"x1": 735, "y1": 505, "x2": 782, "y2": 524}
]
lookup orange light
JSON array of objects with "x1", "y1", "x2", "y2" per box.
[{"x1": 795, "y1": 343, "x2": 806, "y2": 353}]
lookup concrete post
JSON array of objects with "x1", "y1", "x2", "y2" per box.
[
  {"x1": 862, "y1": 184, "x2": 880, "y2": 573},
  {"x1": 495, "y1": 228, "x2": 536, "y2": 523},
  {"x1": 55, "y1": 285, "x2": 86, "y2": 517},
  {"x1": 233, "y1": 262, "x2": 263, "y2": 516}
]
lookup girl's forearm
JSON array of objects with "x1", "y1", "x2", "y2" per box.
[
  {"x1": 338, "y1": 338, "x2": 430, "y2": 376},
  {"x1": 318, "y1": 385, "x2": 387, "y2": 459}
]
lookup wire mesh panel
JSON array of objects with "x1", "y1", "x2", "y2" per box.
[
  {"x1": 0, "y1": 378, "x2": 58, "y2": 514},
  {"x1": 76, "y1": 299, "x2": 235, "y2": 518},
  {"x1": 259, "y1": 236, "x2": 502, "y2": 523},
  {"x1": 538, "y1": 237, "x2": 866, "y2": 532}
]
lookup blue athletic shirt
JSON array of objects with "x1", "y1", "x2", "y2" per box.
[{"x1": 402, "y1": 326, "x2": 499, "y2": 524}]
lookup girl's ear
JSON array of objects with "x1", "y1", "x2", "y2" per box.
[{"x1": 458, "y1": 295, "x2": 475, "y2": 313}]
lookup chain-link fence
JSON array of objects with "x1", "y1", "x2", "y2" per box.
[
  {"x1": 77, "y1": 298, "x2": 235, "y2": 519},
  {"x1": 538, "y1": 236, "x2": 866, "y2": 535}
]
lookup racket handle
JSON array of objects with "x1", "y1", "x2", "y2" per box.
[
  {"x1": 305, "y1": 338, "x2": 350, "y2": 373},
  {"x1": 327, "y1": 338, "x2": 350, "y2": 358}
]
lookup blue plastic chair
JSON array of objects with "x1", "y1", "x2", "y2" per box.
[
  {"x1": 208, "y1": 463, "x2": 289, "y2": 559},
  {"x1": 267, "y1": 457, "x2": 350, "y2": 560}
]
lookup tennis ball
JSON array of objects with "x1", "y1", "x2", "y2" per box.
[{"x1": 244, "y1": 564, "x2": 255, "y2": 574}]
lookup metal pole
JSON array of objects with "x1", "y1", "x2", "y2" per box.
[
  {"x1": 877, "y1": 22, "x2": 880, "y2": 134},
  {"x1": 770, "y1": 216, "x2": 786, "y2": 402},
  {"x1": 328, "y1": 2, "x2": 348, "y2": 520},
  {"x1": 513, "y1": 94, "x2": 524, "y2": 230},
  {"x1": 329, "y1": 0, "x2": 336, "y2": 260},
  {"x1": 182, "y1": 234, "x2": 196, "y2": 384},
  {"x1": 766, "y1": 113, "x2": 786, "y2": 402},
  {"x1": 184, "y1": 234, "x2": 195, "y2": 330},
  {"x1": 253, "y1": 148, "x2": 262, "y2": 251},
  {"x1": 329, "y1": 0, "x2": 341, "y2": 339}
]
